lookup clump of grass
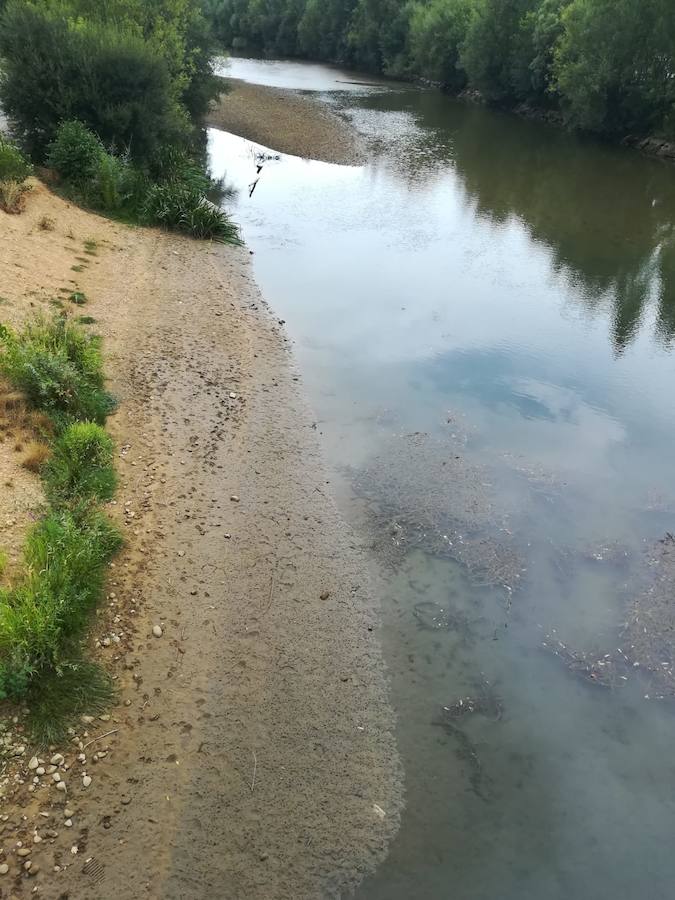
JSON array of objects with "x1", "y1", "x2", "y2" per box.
[
  {"x1": 0, "y1": 179, "x2": 30, "y2": 214},
  {"x1": 69, "y1": 291, "x2": 87, "y2": 305},
  {"x1": 21, "y1": 441, "x2": 50, "y2": 473},
  {"x1": 77, "y1": 315, "x2": 96, "y2": 325},
  {"x1": 0, "y1": 507, "x2": 122, "y2": 700},
  {"x1": 44, "y1": 422, "x2": 116, "y2": 504},
  {"x1": 83, "y1": 239, "x2": 98, "y2": 255},
  {"x1": 71, "y1": 264, "x2": 85, "y2": 272},
  {"x1": 38, "y1": 216, "x2": 55, "y2": 231},
  {"x1": 142, "y1": 184, "x2": 242, "y2": 243},
  {"x1": 25, "y1": 660, "x2": 117, "y2": 744},
  {"x1": 0, "y1": 315, "x2": 116, "y2": 427}
]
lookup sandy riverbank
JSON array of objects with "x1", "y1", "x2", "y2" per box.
[
  {"x1": 0, "y1": 182, "x2": 401, "y2": 896},
  {"x1": 206, "y1": 78, "x2": 365, "y2": 164}
]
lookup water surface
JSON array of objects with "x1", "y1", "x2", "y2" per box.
[{"x1": 210, "y1": 57, "x2": 675, "y2": 900}]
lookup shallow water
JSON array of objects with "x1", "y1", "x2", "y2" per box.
[{"x1": 210, "y1": 58, "x2": 675, "y2": 900}]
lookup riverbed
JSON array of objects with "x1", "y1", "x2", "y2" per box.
[{"x1": 210, "y1": 58, "x2": 675, "y2": 900}]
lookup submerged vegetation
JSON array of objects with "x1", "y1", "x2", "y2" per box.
[
  {"x1": 0, "y1": 316, "x2": 121, "y2": 739},
  {"x1": 205, "y1": 0, "x2": 675, "y2": 142},
  {"x1": 0, "y1": 0, "x2": 240, "y2": 241}
]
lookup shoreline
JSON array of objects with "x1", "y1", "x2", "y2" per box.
[{"x1": 0, "y1": 182, "x2": 401, "y2": 896}]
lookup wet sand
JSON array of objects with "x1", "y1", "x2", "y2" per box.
[
  {"x1": 206, "y1": 79, "x2": 365, "y2": 164},
  {"x1": 0, "y1": 182, "x2": 401, "y2": 896}
]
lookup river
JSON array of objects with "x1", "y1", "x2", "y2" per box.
[{"x1": 209, "y1": 57, "x2": 675, "y2": 900}]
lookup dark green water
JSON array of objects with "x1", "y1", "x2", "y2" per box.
[{"x1": 210, "y1": 58, "x2": 675, "y2": 900}]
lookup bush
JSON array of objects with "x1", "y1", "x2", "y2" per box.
[
  {"x1": 0, "y1": 2, "x2": 188, "y2": 162},
  {"x1": 0, "y1": 507, "x2": 122, "y2": 698},
  {"x1": 0, "y1": 316, "x2": 116, "y2": 427},
  {"x1": 143, "y1": 183, "x2": 242, "y2": 243},
  {"x1": 0, "y1": 137, "x2": 32, "y2": 181},
  {"x1": 47, "y1": 121, "x2": 104, "y2": 185},
  {"x1": 44, "y1": 422, "x2": 116, "y2": 504},
  {"x1": 0, "y1": 179, "x2": 29, "y2": 213}
]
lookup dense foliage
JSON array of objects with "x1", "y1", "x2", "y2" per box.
[{"x1": 205, "y1": 0, "x2": 675, "y2": 139}]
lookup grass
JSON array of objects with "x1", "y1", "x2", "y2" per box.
[
  {"x1": 0, "y1": 315, "x2": 116, "y2": 428},
  {"x1": 0, "y1": 179, "x2": 30, "y2": 214},
  {"x1": 77, "y1": 315, "x2": 96, "y2": 325},
  {"x1": 71, "y1": 264, "x2": 85, "y2": 272},
  {"x1": 25, "y1": 659, "x2": 116, "y2": 744},
  {"x1": 38, "y1": 216, "x2": 55, "y2": 231},
  {"x1": 0, "y1": 315, "x2": 122, "y2": 735},
  {"x1": 21, "y1": 441, "x2": 50, "y2": 473},
  {"x1": 44, "y1": 422, "x2": 116, "y2": 504},
  {"x1": 69, "y1": 291, "x2": 87, "y2": 305}
]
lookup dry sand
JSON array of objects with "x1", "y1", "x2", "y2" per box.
[
  {"x1": 206, "y1": 79, "x2": 364, "y2": 164},
  {"x1": 0, "y1": 182, "x2": 401, "y2": 897}
]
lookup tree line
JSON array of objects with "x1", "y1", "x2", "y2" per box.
[{"x1": 203, "y1": 0, "x2": 675, "y2": 140}]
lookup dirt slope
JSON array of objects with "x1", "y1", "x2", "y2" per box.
[{"x1": 0, "y1": 183, "x2": 402, "y2": 897}]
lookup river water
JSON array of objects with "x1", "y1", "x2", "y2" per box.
[{"x1": 209, "y1": 58, "x2": 675, "y2": 900}]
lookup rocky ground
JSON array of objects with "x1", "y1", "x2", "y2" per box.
[
  {"x1": 0, "y1": 181, "x2": 401, "y2": 897},
  {"x1": 206, "y1": 79, "x2": 365, "y2": 165}
]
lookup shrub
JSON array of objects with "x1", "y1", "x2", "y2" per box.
[
  {"x1": 0, "y1": 3, "x2": 187, "y2": 162},
  {"x1": 47, "y1": 121, "x2": 104, "y2": 185},
  {"x1": 0, "y1": 179, "x2": 29, "y2": 214},
  {"x1": 143, "y1": 183, "x2": 242, "y2": 243},
  {"x1": 0, "y1": 507, "x2": 122, "y2": 698},
  {"x1": 0, "y1": 137, "x2": 32, "y2": 182},
  {"x1": 0, "y1": 316, "x2": 116, "y2": 427},
  {"x1": 44, "y1": 421, "x2": 116, "y2": 504}
]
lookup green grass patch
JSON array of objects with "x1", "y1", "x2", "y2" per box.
[
  {"x1": 76, "y1": 315, "x2": 96, "y2": 325},
  {"x1": 71, "y1": 264, "x2": 85, "y2": 272},
  {"x1": 0, "y1": 315, "x2": 116, "y2": 428},
  {"x1": 25, "y1": 659, "x2": 117, "y2": 745},
  {"x1": 69, "y1": 291, "x2": 87, "y2": 305},
  {"x1": 0, "y1": 507, "x2": 122, "y2": 700},
  {"x1": 44, "y1": 422, "x2": 116, "y2": 505}
]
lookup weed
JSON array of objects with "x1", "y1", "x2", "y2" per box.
[
  {"x1": 69, "y1": 292, "x2": 87, "y2": 305},
  {"x1": 0, "y1": 315, "x2": 116, "y2": 427},
  {"x1": 21, "y1": 441, "x2": 50, "y2": 473},
  {"x1": 49, "y1": 298, "x2": 64, "y2": 308},
  {"x1": 25, "y1": 660, "x2": 117, "y2": 744},
  {"x1": 0, "y1": 298, "x2": 10, "y2": 306},
  {"x1": 0, "y1": 551, "x2": 7, "y2": 578},
  {"x1": 44, "y1": 422, "x2": 116, "y2": 504},
  {"x1": 38, "y1": 216, "x2": 55, "y2": 231},
  {"x1": 0, "y1": 179, "x2": 30, "y2": 214},
  {"x1": 83, "y1": 240, "x2": 98, "y2": 253},
  {"x1": 71, "y1": 265, "x2": 85, "y2": 272},
  {"x1": 76, "y1": 316, "x2": 96, "y2": 325}
]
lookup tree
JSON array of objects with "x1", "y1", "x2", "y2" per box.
[
  {"x1": 408, "y1": 0, "x2": 472, "y2": 90},
  {"x1": 554, "y1": 0, "x2": 675, "y2": 137}
]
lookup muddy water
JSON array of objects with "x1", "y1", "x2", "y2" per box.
[{"x1": 209, "y1": 58, "x2": 675, "y2": 899}]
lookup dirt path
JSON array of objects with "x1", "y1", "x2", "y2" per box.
[
  {"x1": 206, "y1": 79, "x2": 364, "y2": 164},
  {"x1": 0, "y1": 184, "x2": 401, "y2": 897}
]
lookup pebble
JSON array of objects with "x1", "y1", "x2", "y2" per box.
[
  {"x1": 0, "y1": 864, "x2": 8, "y2": 875},
  {"x1": 17, "y1": 848, "x2": 31, "y2": 857},
  {"x1": 82, "y1": 775, "x2": 92, "y2": 788},
  {"x1": 50, "y1": 753, "x2": 64, "y2": 766},
  {"x1": 152, "y1": 625, "x2": 163, "y2": 638},
  {"x1": 64, "y1": 819, "x2": 73, "y2": 828},
  {"x1": 56, "y1": 781, "x2": 67, "y2": 792},
  {"x1": 28, "y1": 757, "x2": 39, "y2": 770},
  {"x1": 36, "y1": 767, "x2": 45, "y2": 776},
  {"x1": 229, "y1": 392, "x2": 237, "y2": 399},
  {"x1": 64, "y1": 808, "x2": 74, "y2": 818},
  {"x1": 52, "y1": 773, "x2": 61, "y2": 783},
  {"x1": 230, "y1": 495, "x2": 240, "y2": 503},
  {"x1": 81, "y1": 715, "x2": 94, "y2": 725}
]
